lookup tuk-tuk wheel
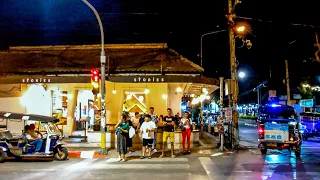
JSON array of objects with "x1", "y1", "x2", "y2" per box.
[
  {"x1": 260, "y1": 149, "x2": 267, "y2": 155},
  {"x1": 0, "y1": 150, "x2": 7, "y2": 163},
  {"x1": 54, "y1": 147, "x2": 68, "y2": 161}
]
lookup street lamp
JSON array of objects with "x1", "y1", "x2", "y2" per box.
[
  {"x1": 238, "y1": 71, "x2": 246, "y2": 79},
  {"x1": 82, "y1": 0, "x2": 107, "y2": 155},
  {"x1": 236, "y1": 26, "x2": 245, "y2": 32},
  {"x1": 200, "y1": 26, "x2": 246, "y2": 70}
]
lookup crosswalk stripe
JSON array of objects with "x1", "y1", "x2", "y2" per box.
[
  {"x1": 90, "y1": 163, "x2": 190, "y2": 169},
  {"x1": 106, "y1": 157, "x2": 189, "y2": 163},
  {"x1": 198, "y1": 157, "x2": 215, "y2": 180},
  {"x1": 67, "y1": 158, "x2": 98, "y2": 170}
]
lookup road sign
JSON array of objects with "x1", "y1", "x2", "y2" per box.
[{"x1": 225, "y1": 107, "x2": 232, "y2": 121}]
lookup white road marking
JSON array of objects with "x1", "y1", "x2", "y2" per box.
[
  {"x1": 91, "y1": 163, "x2": 190, "y2": 170},
  {"x1": 106, "y1": 157, "x2": 189, "y2": 163},
  {"x1": 198, "y1": 157, "x2": 215, "y2": 180},
  {"x1": 211, "y1": 152, "x2": 223, "y2": 157},
  {"x1": 67, "y1": 158, "x2": 98, "y2": 170}
]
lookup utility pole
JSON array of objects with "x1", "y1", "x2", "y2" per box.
[
  {"x1": 219, "y1": 77, "x2": 227, "y2": 151},
  {"x1": 227, "y1": 0, "x2": 239, "y2": 149},
  {"x1": 285, "y1": 60, "x2": 291, "y2": 106}
]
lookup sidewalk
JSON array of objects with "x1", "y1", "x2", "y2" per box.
[
  {"x1": 203, "y1": 131, "x2": 257, "y2": 149},
  {"x1": 65, "y1": 133, "x2": 218, "y2": 158}
]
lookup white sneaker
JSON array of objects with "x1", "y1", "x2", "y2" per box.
[{"x1": 153, "y1": 149, "x2": 157, "y2": 152}]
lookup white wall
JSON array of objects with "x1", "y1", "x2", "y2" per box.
[{"x1": 0, "y1": 97, "x2": 26, "y2": 134}]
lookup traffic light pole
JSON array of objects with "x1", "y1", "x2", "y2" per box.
[
  {"x1": 227, "y1": 0, "x2": 239, "y2": 149},
  {"x1": 82, "y1": 0, "x2": 107, "y2": 154}
]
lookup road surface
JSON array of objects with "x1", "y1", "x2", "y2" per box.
[
  {"x1": 1, "y1": 123, "x2": 320, "y2": 180},
  {"x1": 1, "y1": 147, "x2": 320, "y2": 180}
]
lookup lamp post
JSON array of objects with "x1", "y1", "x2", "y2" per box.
[
  {"x1": 82, "y1": 0, "x2": 107, "y2": 154},
  {"x1": 200, "y1": 30, "x2": 228, "y2": 69},
  {"x1": 200, "y1": 26, "x2": 245, "y2": 70}
]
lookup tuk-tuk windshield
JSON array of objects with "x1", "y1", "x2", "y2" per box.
[
  {"x1": 259, "y1": 105, "x2": 296, "y2": 118},
  {"x1": 48, "y1": 124, "x2": 62, "y2": 135}
]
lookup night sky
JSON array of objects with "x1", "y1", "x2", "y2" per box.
[{"x1": 0, "y1": 0, "x2": 319, "y2": 102}]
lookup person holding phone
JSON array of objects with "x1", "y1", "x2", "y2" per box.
[
  {"x1": 115, "y1": 114, "x2": 130, "y2": 162},
  {"x1": 139, "y1": 114, "x2": 156, "y2": 159}
]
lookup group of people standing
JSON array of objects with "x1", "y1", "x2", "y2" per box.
[{"x1": 115, "y1": 107, "x2": 192, "y2": 162}]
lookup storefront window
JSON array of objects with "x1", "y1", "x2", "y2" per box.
[{"x1": 52, "y1": 91, "x2": 68, "y2": 125}]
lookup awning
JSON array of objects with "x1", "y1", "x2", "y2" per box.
[{"x1": 183, "y1": 83, "x2": 219, "y2": 96}]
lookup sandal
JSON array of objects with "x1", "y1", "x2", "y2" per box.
[
  {"x1": 171, "y1": 155, "x2": 176, "y2": 158},
  {"x1": 187, "y1": 150, "x2": 191, "y2": 154},
  {"x1": 117, "y1": 158, "x2": 123, "y2": 162},
  {"x1": 182, "y1": 150, "x2": 186, "y2": 154},
  {"x1": 148, "y1": 156, "x2": 152, "y2": 159},
  {"x1": 159, "y1": 154, "x2": 164, "y2": 158},
  {"x1": 140, "y1": 156, "x2": 145, "y2": 159}
]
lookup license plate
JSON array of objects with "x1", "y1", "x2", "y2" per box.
[{"x1": 267, "y1": 143, "x2": 277, "y2": 147}]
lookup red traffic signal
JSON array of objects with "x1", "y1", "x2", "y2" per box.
[{"x1": 91, "y1": 68, "x2": 100, "y2": 82}]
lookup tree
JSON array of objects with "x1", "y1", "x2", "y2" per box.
[{"x1": 297, "y1": 82, "x2": 315, "y2": 99}]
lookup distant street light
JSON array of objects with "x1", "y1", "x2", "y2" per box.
[
  {"x1": 238, "y1": 71, "x2": 246, "y2": 78},
  {"x1": 236, "y1": 26, "x2": 245, "y2": 32}
]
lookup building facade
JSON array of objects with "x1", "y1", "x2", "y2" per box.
[{"x1": 0, "y1": 43, "x2": 219, "y2": 138}]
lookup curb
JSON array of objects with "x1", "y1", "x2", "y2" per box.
[{"x1": 68, "y1": 151, "x2": 107, "y2": 159}]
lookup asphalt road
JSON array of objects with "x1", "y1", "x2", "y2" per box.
[
  {"x1": 1, "y1": 124, "x2": 320, "y2": 180},
  {"x1": 1, "y1": 147, "x2": 320, "y2": 180}
]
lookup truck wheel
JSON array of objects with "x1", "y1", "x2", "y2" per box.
[
  {"x1": 0, "y1": 150, "x2": 7, "y2": 163},
  {"x1": 260, "y1": 149, "x2": 267, "y2": 155}
]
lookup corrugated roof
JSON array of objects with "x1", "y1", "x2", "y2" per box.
[{"x1": 0, "y1": 43, "x2": 203, "y2": 75}]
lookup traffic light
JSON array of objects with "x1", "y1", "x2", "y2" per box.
[{"x1": 91, "y1": 68, "x2": 100, "y2": 95}]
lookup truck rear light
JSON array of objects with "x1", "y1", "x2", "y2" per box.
[{"x1": 258, "y1": 124, "x2": 264, "y2": 139}]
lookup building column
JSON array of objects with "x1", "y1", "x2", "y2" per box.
[{"x1": 66, "y1": 89, "x2": 78, "y2": 136}]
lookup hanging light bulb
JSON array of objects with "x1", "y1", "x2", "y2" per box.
[
  {"x1": 112, "y1": 89, "x2": 117, "y2": 94},
  {"x1": 144, "y1": 88, "x2": 150, "y2": 94},
  {"x1": 176, "y1": 87, "x2": 182, "y2": 93},
  {"x1": 162, "y1": 94, "x2": 167, "y2": 99}
]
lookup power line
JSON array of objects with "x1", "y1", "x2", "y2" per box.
[{"x1": 236, "y1": 16, "x2": 320, "y2": 29}]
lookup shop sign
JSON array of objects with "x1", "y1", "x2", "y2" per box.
[
  {"x1": 22, "y1": 78, "x2": 51, "y2": 83},
  {"x1": 133, "y1": 76, "x2": 165, "y2": 83}
]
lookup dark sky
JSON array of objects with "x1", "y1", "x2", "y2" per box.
[{"x1": 0, "y1": 0, "x2": 319, "y2": 102}]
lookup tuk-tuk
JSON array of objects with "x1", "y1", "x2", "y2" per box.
[
  {"x1": 257, "y1": 104, "x2": 302, "y2": 157},
  {"x1": 0, "y1": 112, "x2": 68, "y2": 163},
  {"x1": 300, "y1": 112, "x2": 320, "y2": 140}
]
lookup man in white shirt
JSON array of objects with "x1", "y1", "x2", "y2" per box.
[{"x1": 139, "y1": 114, "x2": 156, "y2": 159}]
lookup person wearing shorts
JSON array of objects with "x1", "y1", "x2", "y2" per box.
[
  {"x1": 160, "y1": 108, "x2": 178, "y2": 158},
  {"x1": 139, "y1": 114, "x2": 156, "y2": 159}
]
